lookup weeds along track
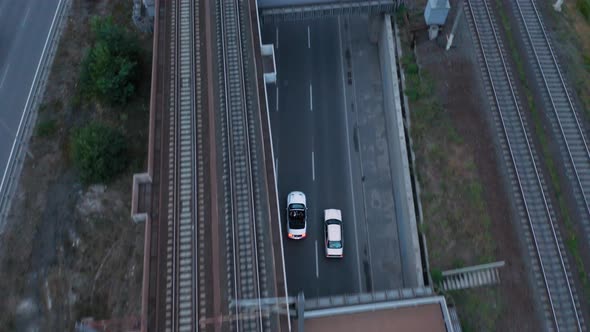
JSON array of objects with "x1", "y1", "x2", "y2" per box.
[
  {"x1": 164, "y1": 0, "x2": 205, "y2": 330},
  {"x1": 465, "y1": 0, "x2": 584, "y2": 330},
  {"x1": 217, "y1": 0, "x2": 269, "y2": 328},
  {"x1": 510, "y1": 0, "x2": 590, "y2": 271}
]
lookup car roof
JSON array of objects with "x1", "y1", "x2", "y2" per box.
[{"x1": 327, "y1": 224, "x2": 342, "y2": 241}]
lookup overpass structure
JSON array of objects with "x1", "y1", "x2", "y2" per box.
[
  {"x1": 131, "y1": 0, "x2": 289, "y2": 330},
  {"x1": 131, "y1": 0, "x2": 457, "y2": 331}
]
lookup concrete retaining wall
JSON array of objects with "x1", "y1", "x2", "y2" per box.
[{"x1": 377, "y1": 15, "x2": 423, "y2": 287}]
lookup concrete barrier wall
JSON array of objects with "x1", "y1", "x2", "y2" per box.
[{"x1": 377, "y1": 15, "x2": 423, "y2": 287}]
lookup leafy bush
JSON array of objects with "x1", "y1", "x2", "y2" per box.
[
  {"x1": 431, "y1": 268, "x2": 443, "y2": 285},
  {"x1": 71, "y1": 123, "x2": 127, "y2": 184},
  {"x1": 577, "y1": 0, "x2": 590, "y2": 21},
  {"x1": 80, "y1": 16, "x2": 140, "y2": 105},
  {"x1": 36, "y1": 119, "x2": 57, "y2": 137}
]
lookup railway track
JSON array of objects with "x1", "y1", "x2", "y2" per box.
[
  {"x1": 216, "y1": 0, "x2": 269, "y2": 328},
  {"x1": 465, "y1": 0, "x2": 584, "y2": 330},
  {"x1": 142, "y1": 0, "x2": 282, "y2": 329},
  {"x1": 164, "y1": 0, "x2": 205, "y2": 330},
  {"x1": 510, "y1": 0, "x2": 590, "y2": 273}
]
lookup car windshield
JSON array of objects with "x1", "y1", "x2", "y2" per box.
[
  {"x1": 290, "y1": 203, "x2": 305, "y2": 210},
  {"x1": 328, "y1": 241, "x2": 342, "y2": 249}
]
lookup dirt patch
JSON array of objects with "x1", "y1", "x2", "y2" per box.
[
  {"x1": 0, "y1": 0, "x2": 150, "y2": 330},
  {"x1": 399, "y1": 2, "x2": 541, "y2": 331}
]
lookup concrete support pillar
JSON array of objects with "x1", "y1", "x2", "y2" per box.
[{"x1": 297, "y1": 292, "x2": 305, "y2": 332}]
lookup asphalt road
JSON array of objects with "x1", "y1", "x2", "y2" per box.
[
  {"x1": 263, "y1": 18, "x2": 371, "y2": 298},
  {"x1": 0, "y1": 0, "x2": 61, "y2": 194}
]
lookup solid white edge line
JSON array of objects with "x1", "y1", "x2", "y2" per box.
[
  {"x1": 315, "y1": 240, "x2": 319, "y2": 278},
  {"x1": 338, "y1": 16, "x2": 363, "y2": 292},
  {"x1": 275, "y1": 85, "x2": 279, "y2": 112},
  {"x1": 311, "y1": 151, "x2": 315, "y2": 181},
  {"x1": 309, "y1": 83, "x2": 313, "y2": 112},
  {"x1": 255, "y1": 5, "x2": 290, "y2": 328},
  {"x1": 0, "y1": 0, "x2": 64, "y2": 197},
  {"x1": 308, "y1": 25, "x2": 311, "y2": 48},
  {"x1": 258, "y1": 32, "x2": 291, "y2": 331},
  {"x1": 275, "y1": 158, "x2": 278, "y2": 178}
]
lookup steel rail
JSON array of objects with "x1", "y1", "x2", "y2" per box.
[
  {"x1": 190, "y1": 0, "x2": 200, "y2": 330},
  {"x1": 513, "y1": 0, "x2": 590, "y2": 277},
  {"x1": 465, "y1": 0, "x2": 581, "y2": 330},
  {"x1": 168, "y1": 0, "x2": 179, "y2": 329}
]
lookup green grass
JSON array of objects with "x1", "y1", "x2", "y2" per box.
[
  {"x1": 496, "y1": 0, "x2": 590, "y2": 303},
  {"x1": 431, "y1": 268, "x2": 443, "y2": 285},
  {"x1": 398, "y1": 13, "x2": 501, "y2": 331},
  {"x1": 451, "y1": 289, "x2": 500, "y2": 332}
]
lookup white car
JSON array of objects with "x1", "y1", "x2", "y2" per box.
[
  {"x1": 324, "y1": 209, "x2": 343, "y2": 258},
  {"x1": 286, "y1": 191, "x2": 307, "y2": 239}
]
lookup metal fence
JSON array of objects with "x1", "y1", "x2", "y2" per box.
[{"x1": 261, "y1": 0, "x2": 402, "y2": 22}]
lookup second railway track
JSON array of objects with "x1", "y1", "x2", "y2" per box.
[
  {"x1": 465, "y1": 0, "x2": 584, "y2": 330},
  {"x1": 510, "y1": 0, "x2": 590, "y2": 274},
  {"x1": 217, "y1": 0, "x2": 269, "y2": 328}
]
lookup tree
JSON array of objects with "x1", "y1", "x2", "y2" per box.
[
  {"x1": 80, "y1": 16, "x2": 140, "y2": 105},
  {"x1": 71, "y1": 123, "x2": 127, "y2": 184}
]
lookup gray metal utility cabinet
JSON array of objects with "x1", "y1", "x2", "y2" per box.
[{"x1": 424, "y1": 0, "x2": 450, "y2": 26}]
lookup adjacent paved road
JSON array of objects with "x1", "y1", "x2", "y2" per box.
[
  {"x1": 264, "y1": 18, "x2": 364, "y2": 298},
  {"x1": 263, "y1": 16, "x2": 408, "y2": 299},
  {"x1": 0, "y1": 0, "x2": 61, "y2": 192}
]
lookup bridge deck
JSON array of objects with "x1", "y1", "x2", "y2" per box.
[{"x1": 133, "y1": 0, "x2": 290, "y2": 330}]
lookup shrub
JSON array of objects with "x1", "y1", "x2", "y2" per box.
[
  {"x1": 577, "y1": 0, "x2": 590, "y2": 21},
  {"x1": 80, "y1": 16, "x2": 140, "y2": 105},
  {"x1": 36, "y1": 119, "x2": 57, "y2": 137},
  {"x1": 90, "y1": 16, "x2": 142, "y2": 64},
  {"x1": 71, "y1": 123, "x2": 127, "y2": 184},
  {"x1": 431, "y1": 268, "x2": 444, "y2": 285}
]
